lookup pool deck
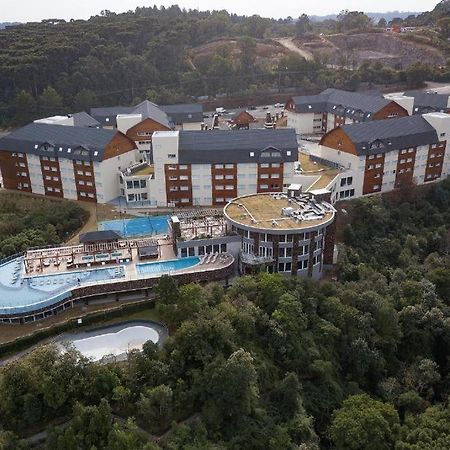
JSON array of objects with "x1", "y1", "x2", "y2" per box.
[{"x1": 0, "y1": 233, "x2": 234, "y2": 318}]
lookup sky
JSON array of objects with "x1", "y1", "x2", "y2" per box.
[{"x1": 0, "y1": 0, "x2": 439, "y2": 22}]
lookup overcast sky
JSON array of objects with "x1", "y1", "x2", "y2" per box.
[{"x1": 1, "y1": 0, "x2": 439, "y2": 22}]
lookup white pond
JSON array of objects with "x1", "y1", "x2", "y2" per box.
[{"x1": 59, "y1": 321, "x2": 166, "y2": 362}]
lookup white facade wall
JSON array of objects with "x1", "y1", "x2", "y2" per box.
[
  {"x1": 317, "y1": 145, "x2": 365, "y2": 198},
  {"x1": 423, "y1": 113, "x2": 450, "y2": 179},
  {"x1": 236, "y1": 163, "x2": 258, "y2": 197},
  {"x1": 116, "y1": 114, "x2": 142, "y2": 134},
  {"x1": 327, "y1": 113, "x2": 336, "y2": 132},
  {"x1": 412, "y1": 144, "x2": 430, "y2": 185},
  {"x1": 151, "y1": 131, "x2": 180, "y2": 207},
  {"x1": 381, "y1": 150, "x2": 399, "y2": 193},
  {"x1": 26, "y1": 154, "x2": 45, "y2": 196},
  {"x1": 287, "y1": 111, "x2": 314, "y2": 135},
  {"x1": 95, "y1": 150, "x2": 139, "y2": 203},
  {"x1": 59, "y1": 158, "x2": 77, "y2": 200},
  {"x1": 191, "y1": 163, "x2": 212, "y2": 205}
]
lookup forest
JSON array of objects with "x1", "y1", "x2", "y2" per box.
[
  {"x1": 1, "y1": 3, "x2": 449, "y2": 127},
  {"x1": 0, "y1": 193, "x2": 88, "y2": 259},
  {"x1": 0, "y1": 179, "x2": 449, "y2": 448}
]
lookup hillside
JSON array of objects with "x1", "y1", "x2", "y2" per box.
[
  {"x1": 191, "y1": 38, "x2": 289, "y2": 70},
  {"x1": 295, "y1": 32, "x2": 447, "y2": 69}
]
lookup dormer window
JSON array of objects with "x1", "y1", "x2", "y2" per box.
[{"x1": 260, "y1": 147, "x2": 282, "y2": 158}]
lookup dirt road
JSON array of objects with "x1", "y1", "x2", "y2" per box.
[{"x1": 275, "y1": 38, "x2": 314, "y2": 61}]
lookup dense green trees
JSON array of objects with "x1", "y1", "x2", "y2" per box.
[
  {"x1": 0, "y1": 179, "x2": 449, "y2": 447},
  {"x1": 330, "y1": 394, "x2": 400, "y2": 450},
  {"x1": 0, "y1": 5, "x2": 447, "y2": 127},
  {"x1": 0, "y1": 194, "x2": 88, "y2": 258}
]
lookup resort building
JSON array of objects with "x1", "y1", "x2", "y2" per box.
[
  {"x1": 314, "y1": 112, "x2": 450, "y2": 201},
  {"x1": 223, "y1": 191, "x2": 336, "y2": 278},
  {"x1": 285, "y1": 88, "x2": 409, "y2": 136},
  {"x1": 120, "y1": 129, "x2": 299, "y2": 207},
  {"x1": 0, "y1": 122, "x2": 139, "y2": 203},
  {"x1": 0, "y1": 191, "x2": 336, "y2": 323},
  {"x1": 91, "y1": 101, "x2": 204, "y2": 157},
  {"x1": 385, "y1": 91, "x2": 450, "y2": 115}
]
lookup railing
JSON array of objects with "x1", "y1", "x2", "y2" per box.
[{"x1": 309, "y1": 154, "x2": 342, "y2": 170}]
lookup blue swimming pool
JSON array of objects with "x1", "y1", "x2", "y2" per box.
[
  {"x1": 99, "y1": 216, "x2": 169, "y2": 238},
  {"x1": 136, "y1": 257, "x2": 200, "y2": 277},
  {"x1": 0, "y1": 260, "x2": 125, "y2": 315}
]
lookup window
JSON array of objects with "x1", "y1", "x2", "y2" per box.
[
  {"x1": 225, "y1": 163, "x2": 234, "y2": 169},
  {"x1": 77, "y1": 170, "x2": 83, "y2": 176},
  {"x1": 180, "y1": 198, "x2": 190, "y2": 203},
  {"x1": 126, "y1": 181, "x2": 133, "y2": 189},
  {"x1": 373, "y1": 184, "x2": 380, "y2": 190},
  {"x1": 52, "y1": 176, "x2": 59, "y2": 181},
  {"x1": 215, "y1": 164, "x2": 224, "y2": 169},
  {"x1": 215, "y1": 175, "x2": 224, "y2": 180},
  {"x1": 79, "y1": 180, "x2": 85, "y2": 186},
  {"x1": 54, "y1": 188, "x2": 61, "y2": 193},
  {"x1": 180, "y1": 186, "x2": 189, "y2": 191},
  {"x1": 260, "y1": 163, "x2": 270, "y2": 168},
  {"x1": 259, "y1": 184, "x2": 269, "y2": 189},
  {"x1": 287, "y1": 151, "x2": 291, "y2": 156},
  {"x1": 85, "y1": 171, "x2": 92, "y2": 176},
  {"x1": 249, "y1": 152, "x2": 255, "y2": 157},
  {"x1": 140, "y1": 180, "x2": 146, "y2": 188},
  {"x1": 225, "y1": 185, "x2": 234, "y2": 190},
  {"x1": 260, "y1": 174, "x2": 269, "y2": 179},
  {"x1": 215, "y1": 185, "x2": 224, "y2": 190},
  {"x1": 225, "y1": 174, "x2": 234, "y2": 180},
  {"x1": 127, "y1": 194, "x2": 135, "y2": 201},
  {"x1": 271, "y1": 173, "x2": 280, "y2": 179},
  {"x1": 86, "y1": 181, "x2": 93, "y2": 187}
]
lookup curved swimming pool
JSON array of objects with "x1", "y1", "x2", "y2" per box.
[{"x1": 0, "y1": 260, "x2": 125, "y2": 315}]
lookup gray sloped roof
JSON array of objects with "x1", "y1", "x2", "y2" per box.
[
  {"x1": 72, "y1": 111, "x2": 101, "y2": 128},
  {"x1": 178, "y1": 129, "x2": 298, "y2": 164},
  {"x1": 341, "y1": 115, "x2": 439, "y2": 156},
  {"x1": 90, "y1": 106, "x2": 135, "y2": 126},
  {"x1": 160, "y1": 103, "x2": 203, "y2": 124},
  {"x1": 0, "y1": 123, "x2": 119, "y2": 162},
  {"x1": 133, "y1": 100, "x2": 171, "y2": 128},
  {"x1": 404, "y1": 91, "x2": 450, "y2": 113},
  {"x1": 290, "y1": 89, "x2": 393, "y2": 120},
  {"x1": 90, "y1": 101, "x2": 172, "y2": 128}
]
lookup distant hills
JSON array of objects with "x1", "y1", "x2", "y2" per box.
[
  {"x1": 0, "y1": 22, "x2": 20, "y2": 29},
  {"x1": 310, "y1": 12, "x2": 419, "y2": 22}
]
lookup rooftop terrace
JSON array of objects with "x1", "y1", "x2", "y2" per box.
[{"x1": 224, "y1": 193, "x2": 335, "y2": 230}]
